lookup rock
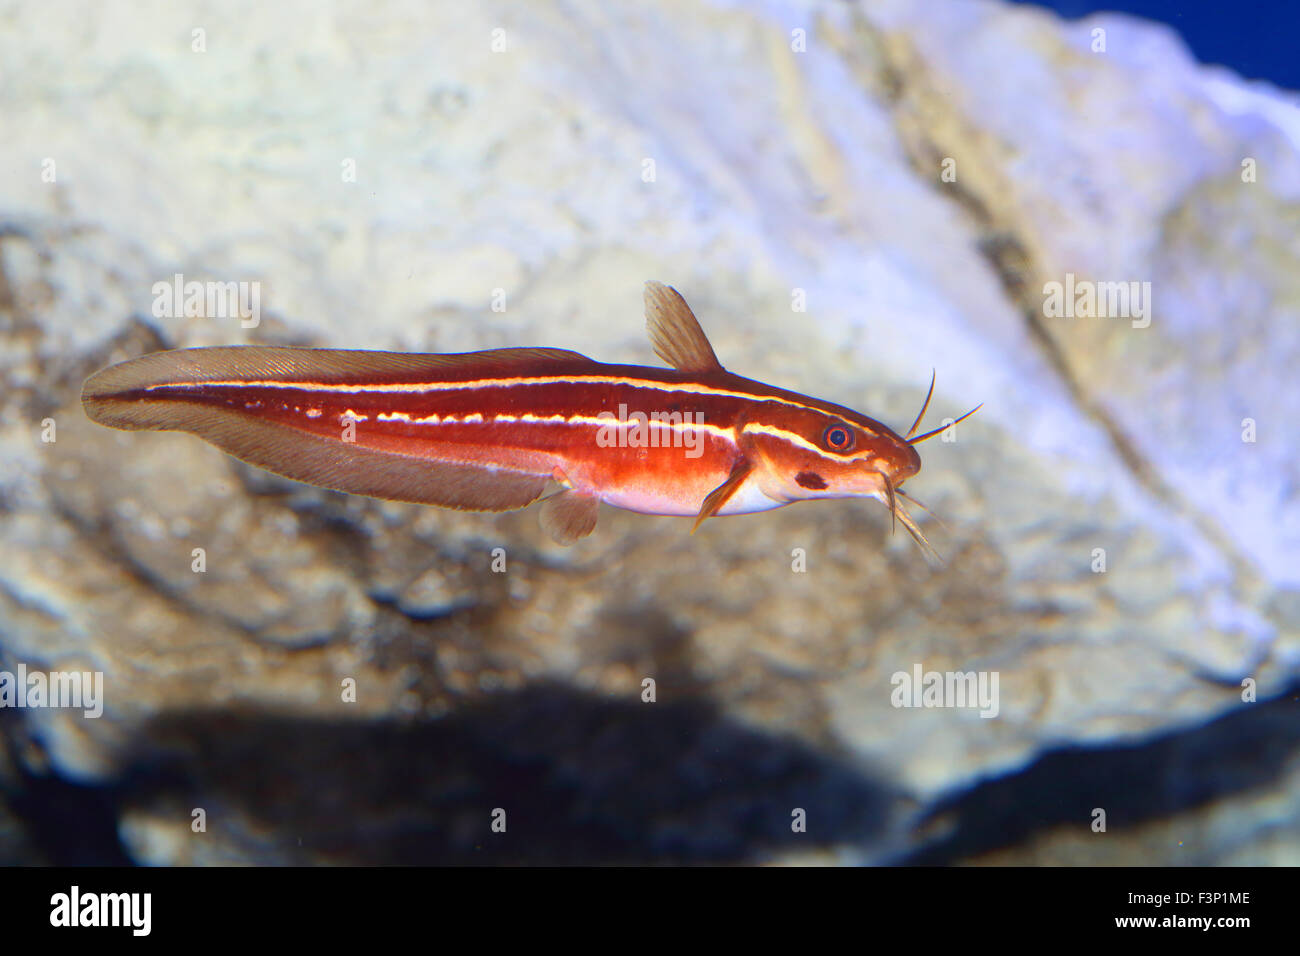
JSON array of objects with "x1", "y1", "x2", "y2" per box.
[{"x1": 0, "y1": 0, "x2": 1296, "y2": 863}]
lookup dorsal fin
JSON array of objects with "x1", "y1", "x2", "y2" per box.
[{"x1": 644, "y1": 281, "x2": 724, "y2": 373}]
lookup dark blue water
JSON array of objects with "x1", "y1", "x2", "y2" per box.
[{"x1": 1011, "y1": 1, "x2": 1300, "y2": 90}]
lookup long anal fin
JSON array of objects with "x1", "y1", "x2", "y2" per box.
[
  {"x1": 644, "y1": 281, "x2": 724, "y2": 373},
  {"x1": 539, "y1": 489, "x2": 600, "y2": 545},
  {"x1": 82, "y1": 398, "x2": 548, "y2": 512},
  {"x1": 692, "y1": 457, "x2": 755, "y2": 533}
]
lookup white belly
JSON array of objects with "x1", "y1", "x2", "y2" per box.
[
  {"x1": 598, "y1": 474, "x2": 786, "y2": 518},
  {"x1": 713, "y1": 477, "x2": 789, "y2": 516}
]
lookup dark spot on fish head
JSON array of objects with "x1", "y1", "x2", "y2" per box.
[{"x1": 795, "y1": 470, "x2": 827, "y2": 491}]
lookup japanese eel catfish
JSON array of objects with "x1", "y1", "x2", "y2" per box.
[{"x1": 82, "y1": 281, "x2": 978, "y2": 552}]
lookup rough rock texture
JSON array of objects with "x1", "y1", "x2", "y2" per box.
[{"x1": 1, "y1": 0, "x2": 1296, "y2": 863}]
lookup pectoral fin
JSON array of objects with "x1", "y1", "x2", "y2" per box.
[
  {"x1": 644, "y1": 281, "x2": 724, "y2": 373},
  {"x1": 692, "y1": 457, "x2": 755, "y2": 533},
  {"x1": 539, "y1": 489, "x2": 600, "y2": 545}
]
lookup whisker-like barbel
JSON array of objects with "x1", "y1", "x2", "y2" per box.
[
  {"x1": 895, "y1": 487, "x2": 950, "y2": 536},
  {"x1": 907, "y1": 403, "x2": 984, "y2": 446},
  {"x1": 894, "y1": 498, "x2": 943, "y2": 565},
  {"x1": 905, "y1": 370, "x2": 936, "y2": 440}
]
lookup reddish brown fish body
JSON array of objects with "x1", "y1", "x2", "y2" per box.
[{"x1": 83, "y1": 282, "x2": 957, "y2": 548}]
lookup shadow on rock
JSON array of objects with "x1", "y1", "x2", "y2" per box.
[
  {"x1": 112, "y1": 682, "x2": 893, "y2": 864},
  {"x1": 899, "y1": 687, "x2": 1300, "y2": 864}
]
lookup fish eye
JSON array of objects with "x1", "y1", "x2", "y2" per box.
[{"x1": 822, "y1": 424, "x2": 855, "y2": 452}]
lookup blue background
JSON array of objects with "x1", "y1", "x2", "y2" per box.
[{"x1": 1012, "y1": 1, "x2": 1300, "y2": 89}]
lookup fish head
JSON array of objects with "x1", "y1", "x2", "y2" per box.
[{"x1": 743, "y1": 404, "x2": 921, "y2": 512}]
